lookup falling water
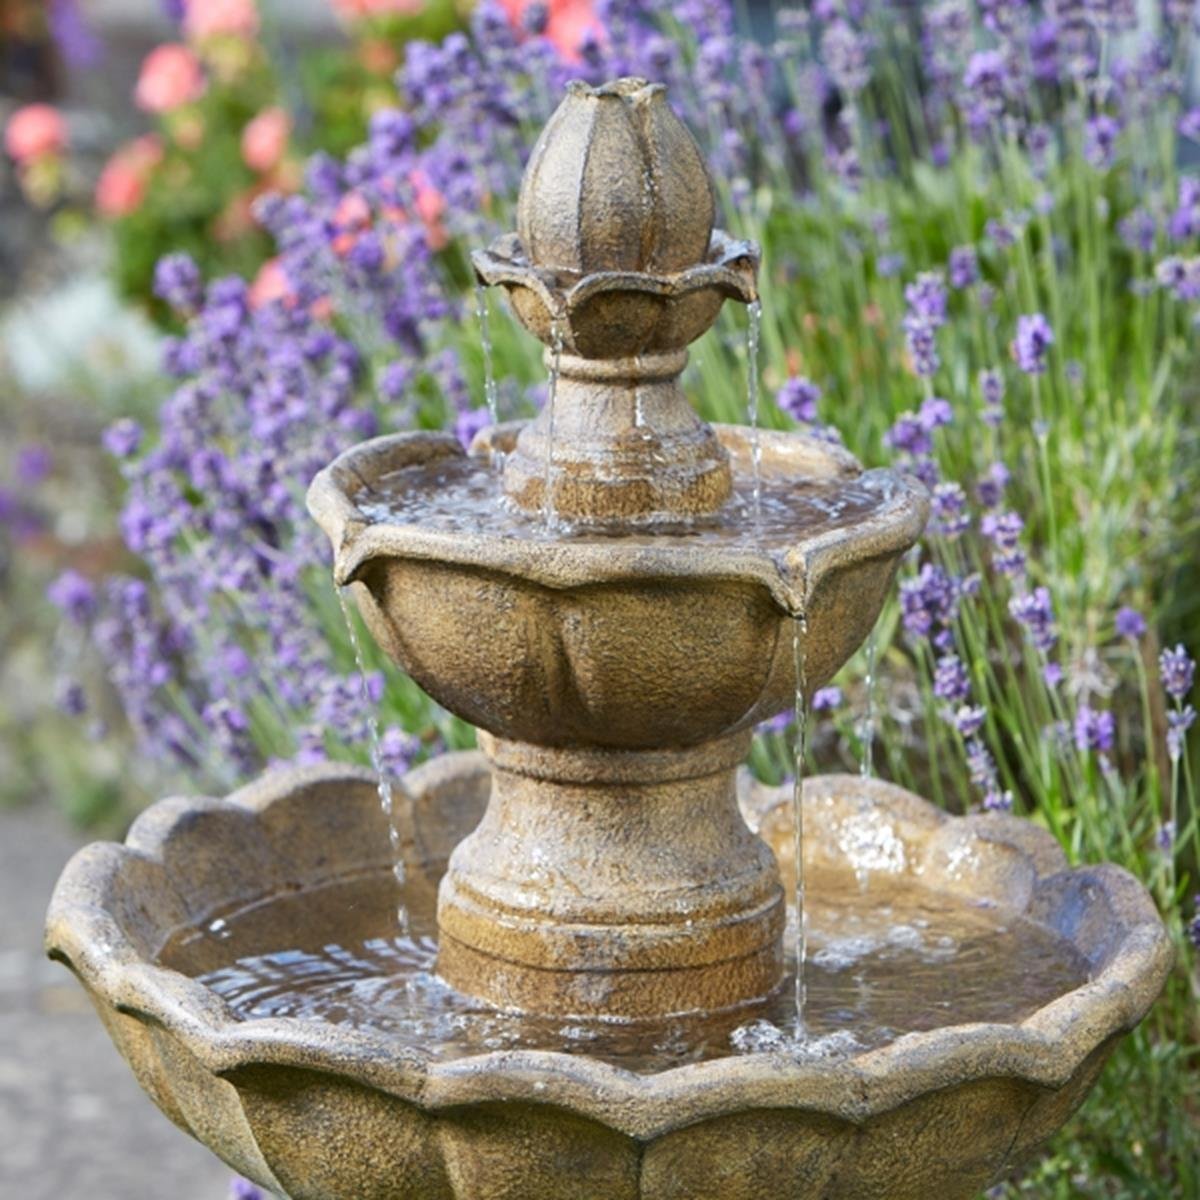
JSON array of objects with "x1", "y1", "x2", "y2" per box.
[
  {"x1": 860, "y1": 629, "x2": 877, "y2": 778},
  {"x1": 474, "y1": 284, "x2": 501, "y2": 463},
  {"x1": 791, "y1": 612, "x2": 810, "y2": 1037},
  {"x1": 542, "y1": 319, "x2": 564, "y2": 530},
  {"x1": 746, "y1": 299, "x2": 764, "y2": 532},
  {"x1": 337, "y1": 586, "x2": 409, "y2": 935}
]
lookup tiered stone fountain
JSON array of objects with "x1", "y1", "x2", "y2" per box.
[{"x1": 47, "y1": 80, "x2": 1171, "y2": 1199}]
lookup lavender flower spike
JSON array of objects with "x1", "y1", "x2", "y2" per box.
[
  {"x1": 1012, "y1": 313, "x2": 1054, "y2": 375},
  {"x1": 1159, "y1": 644, "x2": 1196, "y2": 702}
]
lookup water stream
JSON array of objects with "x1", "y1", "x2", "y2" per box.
[
  {"x1": 337, "y1": 587, "x2": 410, "y2": 935},
  {"x1": 542, "y1": 319, "x2": 564, "y2": 530},
  {"x1": 860, "y1": 629, "x2": 877, "y2": 778},
  {"x1": 791, "y1": 612, "x2": 809, "y2": 1038},
  {"x1": 474, "y1": 284, "x2": 502, "y2": 466},
  {"x1": 746, "y1": 298, "x2": 763, "y2": 532}
]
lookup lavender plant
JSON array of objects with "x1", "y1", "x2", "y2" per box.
[{"x1": 42, "y1": 3, "x2": 1200, "y2": 1193}]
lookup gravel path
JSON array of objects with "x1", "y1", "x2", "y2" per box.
[{"x1": 0, "y1": 806, "x2": 234, "y2": 1200}]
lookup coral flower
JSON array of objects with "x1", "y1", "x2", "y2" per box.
[
  {"x1": 4, "y1": 104, "x2": 67, "y2": 163},
  {"x1": 241, "y1": 107, "x2": 290, "y2": 173},
  {"x1": 500, "y1": 0, "x2": 603, "y2": 63},
  {"x1": 409, "y1": 168, "x2": 449, "y2": 250},
  {"x1": 248, "y1": 257, "x2": 293, "y2": 309},
  {"x1": 184, "y1": 0, "x2": 260, "y2": 40},
  {"x1": 95, "y1": 135, "x2": 164, "y2": 217},
  {"x1": 135, "y1": 44, "x2": 205, "y2": 113}
]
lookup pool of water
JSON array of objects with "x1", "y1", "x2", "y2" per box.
[{"x1": 160, "y1": 872, "x2": 1089, "y2": 1075}]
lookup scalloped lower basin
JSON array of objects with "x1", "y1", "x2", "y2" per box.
[{"x1": 46, "y1": 759, "x2": 1172, "y2": 1200}]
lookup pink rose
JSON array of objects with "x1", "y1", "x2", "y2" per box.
[
  {"x1": 135, "y1": 44, "x2": 205, "y2": 113},
  {"x1": 184, "y1": 0, "x2": 260, "y2": 39},
  {"x1": 500, "y1": 0, "x2": 602, "y2": 63},
  {"x1": 4, "y1": 104, "x2": 67, "y2": 163},
  {"x1": 4, "y1": 104, "x2": 66, "y2": 163},
  {"x1": 241, "y1": 107, "x2": 290, "y2": 173},
  {"x1": 95, "y1": 135, "x2": 163, "y2": 218},
  {"x1": 248, "y1": 258, "x2": 293, "y2": 309}
]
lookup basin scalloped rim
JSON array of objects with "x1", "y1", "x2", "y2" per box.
[
  {"x1": 45, "y1": 760, "x2": 1173, "y2": 1144},
  {"x1": 306, "y1": 426, "x2": 930, "y2": 617}
]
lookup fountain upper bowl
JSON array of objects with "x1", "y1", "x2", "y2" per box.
[{"x1": 306, "y1": 425, "x2": 929, "y2": 750}]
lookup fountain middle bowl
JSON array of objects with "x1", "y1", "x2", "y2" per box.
[
  {"x1": 307, "y1": 424, "x2": 928, "y2": 750},
  {"x1": 45, "y1": 757, "x2": 1172, "y2": 1200}
]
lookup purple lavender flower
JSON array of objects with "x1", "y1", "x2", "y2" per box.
[
  {"x1": 1155, "y1": 256, "x2": 1200, "y2": 302},
  {"x1": 934, "y1": 654, "x2": 971, "y2": 704},
  {"x1": 16, "y1": 444, "x2": 52, "y2": 485},
  {"x1": 904, "y1": 272, "x2": 949, "y2": 326},
  {"x1": 102, "y1": 418, "x2": 143, "y2": 459},
  {"x1": 230, "y1": 1179, "x2": 264, "y2": 1200},
  {"x1": 811, "y1": 686, "x2": 843, "y2": 712},
  {"x1": 975, "y1": 461, "x2": 1010, "y2": 509},
  {"x1": 948, "y1": 245, "x2": 979, "y2": 289},
  {"x1": 776, "y1": 377, "x2": 822, "y2": 423},
  {"x1": 153, "y1": 254, "x2": 203, "y2": 313},
  {"x1": 981, "y1": 510, "x2": 1026, "y2": 576},
  {"x1": 1159, "y1": 644, "x2": 1196, "y2": 701},
  {"x1": 821, "y1": 19, "x2": 872, "y2": 96},
  {"x1": 1084, "y1": 114, "x2": 1121, "y2": 170},
  {"x1": 1010, "y1": 586, "x2": 1057, "y2": 653},
  {"x1": 1188, "y1": 896, "x2": 1200, "y2": 952},
  {"x1": 1115, "y1": 606, "x2": 1146, "y2": 639},
  {"x1": 48, "y1": 570, "x2": 98, "y2": 625},
  {"x1": 930, "y1": 482, "x2": 970, "y2": 537},
  {"x1": 900, "y1": 563, "x2": 960, "y2": 640},
  {"x1": 48, "y1": 0, "x2": 104, "y2": 68},
  {"x1": 1118, "y1": 208, "x2": 1158, "y2": 255},
  {"x1": 1167, "y1": 706, "x2": 1196, "y2": 762},
  {"x1": 1011, "y1": 313, "x2": 1054, "y2": 375},
  {"x1": 955, "y1": 705, "x2": 987, "y2": 737},
  {"x1": 454, "y1": 406, "x2": 491, "y2": 450},
  {"x1": 1073, "y1": 704, "x2": 1115, "y2": 754},
  {"x1": 1169, "y1": 178, "x2": 1200, "y2": 241}
]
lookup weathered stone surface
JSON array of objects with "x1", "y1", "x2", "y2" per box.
[
  {"x1": 308, "y1": 424, "x2": 927, "y2": 1015},
  {"x1": 45, "y1": 762, "x2": 1173, "y2": 1200}
]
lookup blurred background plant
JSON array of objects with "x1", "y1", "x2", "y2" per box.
[{"x1": 3, "y1": 1, "x2": 1200, "y2": 1196}]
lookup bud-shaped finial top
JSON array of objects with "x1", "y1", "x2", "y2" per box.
[{"x1": 517, "y1": 78, "x2": 716, "y2": 276}]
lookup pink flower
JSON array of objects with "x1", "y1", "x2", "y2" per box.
[
  {"x1": 135, "y1": 44, "x2": 205, "y2": 113},
  {"x1": 241, "y1": 107, "x2": 290, "y2": 173},
  {"x1": 184, "y1": 0, "x2": 260, "y2": 39},
  {"x1": 95, "y1": 135, "x2": 163, "y2": 218},
  {"x1": 499, "y1": 0, "x2": 602, "y2": 63},
  {"x1": 4, "y1": 104, "x2": 67, "y2": 163},
  {"x1": 409, "y1": 168, "x2": 449, "y2": 250},
  {"x1": 248, "y1": 258, "x2": 293, "y2": 309}
]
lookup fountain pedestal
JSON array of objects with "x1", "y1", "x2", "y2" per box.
[{"x1": 437, "y1": 731, "x2": 783, "y2": 1017}]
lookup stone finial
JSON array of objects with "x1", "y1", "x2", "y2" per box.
[{"x1": 517, "y1": 78, "x2": 716, "y2": 276}]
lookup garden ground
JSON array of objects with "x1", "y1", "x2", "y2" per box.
[{"x1": 0, "y1": 803, "x2": 231, "y2": 1200}]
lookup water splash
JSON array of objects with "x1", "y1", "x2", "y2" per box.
[
  {"x1": 746, "y1": 298, "x2": 764, "y2": 532},
  {"x1": 543, "y1": 319, "x2": 564, "y2": 531},
  {"x1": 791, "y1": 611, "x2": 809, "y2": 1037},
  {"x1": 337, "y1": 586, "x2": 410, "y2": 935},
  {"x1": 474, "y1": 283, "x2": 502, "y2": 468},
  {"x1": 860, "y1": 629, "x2": 877, "y2": 778}
]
